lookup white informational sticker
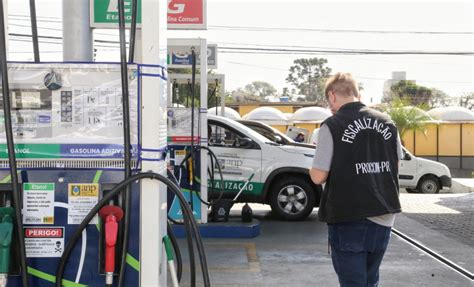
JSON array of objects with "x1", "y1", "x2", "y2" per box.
[
  {"x1": 68, "y1": 183, "x2": 99, "y2": 224},
  {"x1": 23, "y1": 183, "x2": 55, "y2": 225},
  {"x1": 174, "y1": 150, "x2": 186, "y2": 166},
  {"x1": 24, "y1": 227, "x2": 64, "y2": 258}
]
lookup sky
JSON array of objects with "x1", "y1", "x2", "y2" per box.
[{"x1": 5, "y1": 0, "x2": 474, "y2": 104}]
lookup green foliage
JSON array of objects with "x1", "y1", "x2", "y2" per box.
[
  {"x1": 170, "y1": 81, "x2": 223, "y2": 108},
  {"x1": 459, "y1": 92, "x2": 474, "y2": 110},
  {"x1": 286, "y1": 58, "x2": 332, "y2": 105},
  {"x1": 383, "y1": 80, "x2": 433, "y2": 106},
  {"x1": 243, "y1": 81, "x2": 277, "y2": 101},
  {"x1": 383, "y1": 98, "x2": 432, "y2": 138},
  {"x1": 429, "y1": 88, "x2": 450, "y2": 108}
]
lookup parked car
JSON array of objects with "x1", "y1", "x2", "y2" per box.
[
  {"x1": 208, "y1": 115, "x2": 321, "y2": 220},
  {"x1": 399, "y1": 147, "x2": 452, "y2": 193}
]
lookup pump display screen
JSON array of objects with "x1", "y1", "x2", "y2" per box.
[{"x1": 0, "y1": 63, "x2": 139, "y2": 159}]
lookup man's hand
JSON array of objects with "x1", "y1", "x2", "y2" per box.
[{"x1": 310, "y1": 168, "x2": 328, "y2": 185}]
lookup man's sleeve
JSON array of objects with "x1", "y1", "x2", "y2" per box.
[
  {"x1": 312, "y1": 124, "x2": 334, "y2": 172},
  {"x1": 396, "y1": 133, "x2": 403, "y2": 160}
]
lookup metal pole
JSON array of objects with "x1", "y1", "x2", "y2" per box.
[
  {"x1": 62, "y1": 0, "x2": 93, "y2": 61},
  {"x1": 199, "y1": 39, "x2": 208, "y2": 224},
  {"x1": 140, "y1": 0, "x2": 168, "y2": 284}
]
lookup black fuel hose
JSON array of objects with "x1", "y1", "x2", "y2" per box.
[
  {"x1": 29, "y1": 0, "x2": 40, "y2": 62},
  {"x1": 55, "y1": 172, "x2": 210, "y2": 287},
  {"x1": 167, "y1": 170, "x2": 196, "y2": 285},
  {"x1": 167, "y1": 221, "x2": 183, "y2": 282},
  {"x1": 178, "y1": 146, "x2": 225, "y2": 206},
  {"x1": 116, "y1": 1, "x2": 133, "y2": 286},
  {"x1": 167, "y1": 212, "x2": 197, "y2": 283},
  {"x1": 186, "y1": 79, "x2": 191, "y2": 108},
  {"x1": 128, "y1": 0, "x2": 138, "y2": 63},
  {"x1": 181, "y1": 196, "x2": 197, "y2": 286},
  {"x1": 172, "y1": 80, "x2": 178, "y2": 106},
  {"x1": 190, "y1": 49, "x2": 197, "y2": 211},
  {"x1": 0, "y1": 2, "x2": 29, "y2": 286},
  {"x1": 207, "y1": 79, "x2": 219, "y2": 115},
  {"x1": 207, "y1": 85, "x2": 217, "y2": 107}
]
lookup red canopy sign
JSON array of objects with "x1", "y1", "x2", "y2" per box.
[
  {"x1": 168, "y1": 0, "x2": 207, "y2": 30},
  {"x1": 91, "y1": 0, "x2": 207, "y2": 30}
]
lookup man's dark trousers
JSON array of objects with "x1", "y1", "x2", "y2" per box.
[{"x1": 328, "y1": 219, "x2": 392, "y2": 287}]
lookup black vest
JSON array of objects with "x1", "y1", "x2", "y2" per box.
[{"x1": 318, "y1": 102, "x2": 401, "y2": 223}]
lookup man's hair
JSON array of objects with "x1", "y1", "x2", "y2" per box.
[{"x1": 325, "y1": 73, "x2": 359, "y2": 99}]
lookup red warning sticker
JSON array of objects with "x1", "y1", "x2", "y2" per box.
[
  {"x1": 25, "y1": 227, "x2": 63, "y2": 238},
  {"x1": 24, "y1": 227, "x2": 65, "y2": 258}
]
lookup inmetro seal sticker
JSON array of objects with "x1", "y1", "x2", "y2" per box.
[
  {"x1": 24, "y1": 227, "x2": 64, "y2": 258},
  {"x1": 68, "y1": 183, "x2": 99, "y2": 224}
]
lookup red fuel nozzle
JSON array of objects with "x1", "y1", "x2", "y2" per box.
[{"x1": 99, "y1": 206, "x2": 124, "y2": 274}]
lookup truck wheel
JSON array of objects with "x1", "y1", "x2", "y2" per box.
[
  {"x1": 270, "y1": 177, "x2": 316, "y2": 221},
  {"x1": 417, "y1": 175, "x2": 440, "y2": 194}
]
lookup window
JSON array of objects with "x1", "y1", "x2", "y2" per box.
[
  {"x1": 248, "y1": 125, "x2": 275, "y2": 142},
  {"x1": 208, "y1": 122, "x2": 259, "y2": 149}
]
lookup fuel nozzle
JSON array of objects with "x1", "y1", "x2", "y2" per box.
[
  {"x1": 0, "y1": 207, "x2": 14, "y2": 287},
  {"x1": 99, "y1": 206, "x2": 124, "y2": 287}
]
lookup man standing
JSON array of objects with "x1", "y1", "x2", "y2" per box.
[{"x1": 310, "y1": 73, "x2": 402, "y2": 287}]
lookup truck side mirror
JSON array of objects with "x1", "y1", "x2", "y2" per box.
[
  {"x1": 274, "y1": 135, "x2": 283, "y2": 144},
  {"x1": 403, "y1": 153, "x2": 412, "y2": 161},
  {"x1": 236, "y1": 137, "x2": 254, "y2": 148}
]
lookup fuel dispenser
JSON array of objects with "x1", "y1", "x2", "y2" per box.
[
  {"x1": 0, "y1": 62, "x2": 142, "y2": 286},
  {"x1": 0, "y1": 1, "x2": 213, "y2": 286},
  {"x1": 167, "y1": 69, "x2": 227, "y2": 224},
  {"x1": 167, "y1": 39, "x2": 211, "y2": 223},
  {"x1": 0, "y1": 50, "x2": 210, "y2": 287}
]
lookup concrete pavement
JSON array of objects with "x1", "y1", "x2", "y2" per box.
[{"x1": 173, "y1": 199, "x2": 474, "y2": 286}]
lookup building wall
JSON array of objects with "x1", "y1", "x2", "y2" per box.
[
  {"x1": 272, "y1": 125, "x2": 289, "y2": 133},
  {"x1": 231, "y1": 103, "x2": 315, "y2": 116},
  {"x1": 402, "y1": 123, "x2": 474, "y2": 177},
  {"x1": 238, "y1": 105, "x2": 260, "y2": 116},
  {"x1": 272, "y1": 106, "x2": 294, "y2": 113}
]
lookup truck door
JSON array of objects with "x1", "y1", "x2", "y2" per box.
[{"x1": 208, "y1": 120, "x2": 263, "y2": 201}]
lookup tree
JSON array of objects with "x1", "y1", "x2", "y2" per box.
[
  {"x1": 459, "y1": 92, "x2": 474, "y2": 110},
  {"x1": 429, "y1": 88, "x2": 450, "y2": 108},
  {"x1": 383, "y1": 98, "x2": 432, "y2": 144},
  {"x1": 281, "y1": 87, "x2": 291, "y2": 98},
  {"x1": 207, "y1": 82, "x2": 221, "y2": 108},
  {"x1": 286, "y1": 58, "x2": 332, "y2": 105},
  {"x1": 168, "y1": 68, "x2": 217, "y2": 107},
  {"x1": 383, "y1": 80, "x2": 433, "y2": 106},
  {"x1": 281, "y1": 87, "x2": 299, "y2": 101},
  {"x1": 228, "y1": 88, "x2": 261, "y2": 103},
  {"x1": 243, "y1": 81, "x2": 277, "y2": 102}
]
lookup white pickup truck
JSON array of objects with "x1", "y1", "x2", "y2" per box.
[{"x1": 207, "y1": 115, "x2": 321, "y2": 220}]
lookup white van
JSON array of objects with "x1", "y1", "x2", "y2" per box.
[
  {"x1": 208, "y1": 115, "x2": 321, "y2": 220},
  {"x1": 399, "y1": 147, "x2": 452, "y2": 193}
]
